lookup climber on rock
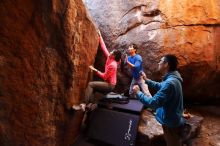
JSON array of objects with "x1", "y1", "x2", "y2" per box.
[
  {"x1": 124, "y1": 44, "x2": 151, "y2": 98},
  {"x1": 72, "y1": 30, "x2": 122, "y2": 111}
]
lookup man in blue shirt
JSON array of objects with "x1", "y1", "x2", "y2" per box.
[
  {"x1": 133, "y1": 54, "x2": 184, "y2": 146},
  {"x1": 125, "y1": 44, "x2": 151, "y2": 98}
]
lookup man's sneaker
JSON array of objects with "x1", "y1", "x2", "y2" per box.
[{"x1": 72, "y1": 103, "x2": 86, "y2": 112}]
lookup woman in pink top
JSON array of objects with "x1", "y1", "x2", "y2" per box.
[
  {"x1": 84, "y1": 31, "x2": 122, "y2": 104},
  {"x1": 72, "y1": 31, "x2": 122, "y2": 111}
]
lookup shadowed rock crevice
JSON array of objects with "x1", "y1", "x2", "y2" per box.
[
  {"x1": 118, "y1": 6, "x2": 164, "y2": 37},
  {"x1": 120, "y1": 5, "x2": 148, "y2": 19},
  {"x1": 130, "y1": 23, "x2": 220, "y2": 34},
  {"x1": 118, "y1": 20, "x2": 163, "y2": 38},
  {"x1": 166, "y1": 23, "x2": 220, "y2": 28}
]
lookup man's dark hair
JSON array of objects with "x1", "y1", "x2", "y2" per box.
[
  {"x1": 113, "y1": 50, "x2": 122, "y2": 62},
  {"x1": 129, "y1": 44, "x2": 138, "y2": 53},
  {"x1": 164, "y1": 54, "x2": 178, "y2": 71}
]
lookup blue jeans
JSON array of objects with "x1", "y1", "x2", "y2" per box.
[{"x1": 129, "y1": 77, "x2": 152, "y2": 97}]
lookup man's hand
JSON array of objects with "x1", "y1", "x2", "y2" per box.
[
  {"x1": 133, "y1": 85, "x2": 140, "y2": 94},
  {"x1": 140, "y1": 71, "x2": 147, "y2": 80},
  {"x1": 89, "y1": 65, "x2": 98, "y2": 72},
  {"x1": 125, "y1": 54, "x2": 135, "y2": 68}
]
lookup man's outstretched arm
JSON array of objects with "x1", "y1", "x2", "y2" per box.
[
  {"x1": 141, "y1": 72, "x2": 162, "y2": 90},
  {"x1": 133, "y1": 84, "x2": 171, "y2": 109}
]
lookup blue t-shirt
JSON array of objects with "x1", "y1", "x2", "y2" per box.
[{"x1": 128, "y1": 54, "x2": 143, "y2": 79}]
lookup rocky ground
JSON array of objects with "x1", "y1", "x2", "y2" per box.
[
  {"x1": 138, "y1": 105, "x2": 220, "y2": 146},
  {"x1": 187, "y1": 105, "x2": 220, "y2": 146}
]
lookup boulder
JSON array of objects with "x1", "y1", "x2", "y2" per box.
[
  {"x1": 0, "y1": 0, "x2": 98, "y2": 145},
  {"x1": 136, "y1": 110, "x2": 204, "y2": 146},
  {"x1": 83, "y1": 0, "x2": 220, "y2": 102}
]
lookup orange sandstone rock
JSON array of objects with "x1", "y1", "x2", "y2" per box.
[{"x1": 0, "y1": 0, "x2": 98, "y2": 145}]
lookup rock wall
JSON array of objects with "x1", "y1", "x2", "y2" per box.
[
  {"x1": 0, "y1": 0, "x2": 98, "y2": 145},
  {"x1": 83, "y1": 0, "x2": 220, "y2": 102}
]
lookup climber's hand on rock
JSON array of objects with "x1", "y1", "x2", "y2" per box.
[
  {"x1": 89, "y1": 65, "x2": 97, "y2": 72},
  {"x1": 97, "y1": 29, "x2": 101, "y2": 37},
  {"x1": 125, "y1": 54, "x2": 128, "y2": 63}
]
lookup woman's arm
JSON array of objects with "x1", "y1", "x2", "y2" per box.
[{"x1": 98, "y1": 31, "x2": 109, "y2": 57}]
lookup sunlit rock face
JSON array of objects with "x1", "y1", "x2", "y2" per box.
[
  {"x1": 0, "y1": 0, "x2": 98, "y2": 145},
  {"x1": 84, "y1": 0, "x2": 220, "y2": 101}
]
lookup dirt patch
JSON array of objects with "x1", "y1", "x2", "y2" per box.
[{"x1": 187, "y1": 106, "x2": 220, "y2": 146}]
